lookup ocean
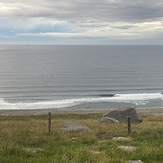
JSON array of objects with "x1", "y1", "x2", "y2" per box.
[{"x1": 0, "y1": 45, "x2": 163, "y2": 110}]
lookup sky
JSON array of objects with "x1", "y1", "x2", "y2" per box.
[{"x1": 0, "y1": 0, "x2": 163, "y2": 45}]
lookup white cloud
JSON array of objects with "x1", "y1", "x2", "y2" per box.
[
  {"x1": 13, "y1": 19, "x2": 163, "y2": 40},
  {"x1": 0, "y1": 3, "x2": 17, "y2": 13}
]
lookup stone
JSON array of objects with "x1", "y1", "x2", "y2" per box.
[
  {"x1": 60, "y1": 120, "x2": 91, "y2": 132},
  {"x1": 127, "y1": 160, "x2": 144, "y2": 163},
  {"x1": 70, "y1": 137, "x2": 77, "y2": 141},
  {"x1": 103, "y1": 106, "x2": 142, "y2": 123},
  {"x1": 112, "y1": 137, "x2": 131, "y2": 141},
  {"x1": 90, "y1": 150, "x2": 101, "y2": 154},
  {"x1": 99, "y1": 117, "x2": 119, "y2": 123},
  {"x1": 117, "y1": 146, "x2": 136, "y2": 151},
  {"x1": 24, "y1": 147, "x2": 44, "y2": 153}
]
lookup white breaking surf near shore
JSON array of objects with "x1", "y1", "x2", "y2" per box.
[{"x1": 0, "y1": 93, "x2": 162, "y2": 110}]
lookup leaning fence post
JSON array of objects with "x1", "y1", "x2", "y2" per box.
[
  {"x1": 127, "y1": 116, "x2": 131, "y2": 135},
  {"x1": 48, "y1": 112, "x2": 51, "y2": 134}
]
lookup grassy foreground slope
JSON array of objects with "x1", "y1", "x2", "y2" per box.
[{"x1": 0, "y1": 113, "x2": 163, "y2": 163}]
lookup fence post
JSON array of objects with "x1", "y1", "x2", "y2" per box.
[
  {"x1": 127, "y1": 116, "x2": 131, "y2": 135},
  {"x1": 48, "y1": 112, "x2": 51, "y2": 134}
]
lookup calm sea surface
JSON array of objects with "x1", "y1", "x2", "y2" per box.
[{"x1": 0, "y1": 45, "x2": 163, "y2": 110}]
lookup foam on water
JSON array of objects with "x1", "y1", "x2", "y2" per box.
[{"x1": 0, "y1": 93, "x2": 162, "y2": 110}]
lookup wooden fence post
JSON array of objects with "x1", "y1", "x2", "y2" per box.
[
  {"x1": 127, "y1": 116, "x2": 131, "y2": 135},
  {"x1": 48, "y1": 112, "x2": 51, "y2": 134}
]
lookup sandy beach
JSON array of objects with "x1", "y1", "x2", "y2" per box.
[{"x1": 0, "y1": 107, "x2": 163, "y2": 116}]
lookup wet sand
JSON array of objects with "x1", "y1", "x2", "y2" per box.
[{"x1": 0, "y1": 107, "x2": 163, "y2": 116}]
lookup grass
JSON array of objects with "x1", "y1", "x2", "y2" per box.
[{"x1": 0, "y1": 113, "x2": 163, "y2": 163}]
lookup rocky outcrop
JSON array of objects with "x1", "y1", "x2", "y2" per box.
[{"x1": 102, "y1": 106, "x2": 142, "y2": 124}]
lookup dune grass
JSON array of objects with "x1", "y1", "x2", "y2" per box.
[{"x1": 0, "y1": 113, "x2": 163, "y2": 163}]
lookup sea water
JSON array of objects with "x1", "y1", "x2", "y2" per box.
[{"x1": 0, "y1": 45, "x2": 163, "y2": 110}]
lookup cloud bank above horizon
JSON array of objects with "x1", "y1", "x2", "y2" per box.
[{"x1": 0, "y1": 0, "x2": 163, "y2": 45}]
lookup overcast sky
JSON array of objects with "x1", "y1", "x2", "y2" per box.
[{"x1": 0, "y1": 0, "x2": 163, "y2": 45}]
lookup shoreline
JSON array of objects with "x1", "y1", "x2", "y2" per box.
[{"x1": 0, "y1": 107, "x2": 163, "y2": 116}]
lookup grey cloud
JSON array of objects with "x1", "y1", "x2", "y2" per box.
[{"x1": 1, "y1": 0, "x2": 163, "y2": 22}]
